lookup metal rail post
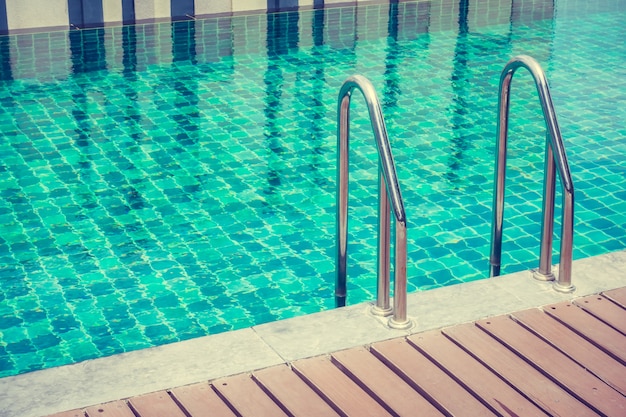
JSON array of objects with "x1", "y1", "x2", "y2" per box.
[
  {"x1": 489, "y1": 55, "x2": 575, "y2": 293},
  {"x1": 335, "y1": 75, "x2": 411, "y2": 329}
]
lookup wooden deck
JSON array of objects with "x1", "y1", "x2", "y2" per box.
[{"x1": 48, "y1": 287, "x2": 626, "y2": 417}]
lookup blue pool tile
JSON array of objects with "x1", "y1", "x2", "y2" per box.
[{"x1": 5, "y1": 339, "x2": 36, "y2": 355}]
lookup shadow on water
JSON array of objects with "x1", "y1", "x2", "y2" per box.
[
  {"x1": 171, "y1": 20, "x2": 201, "y2": 147},
  {"x1": 69, "y1": 29, "x2": 106, "y2": 155},
  {"x1": 294, "y1": 7, "x2": 328, "y2": 189},
  {"x1": 444, "y1": 0, "x2": 557, "y2": 187},
  {"x1": 382, "y1": 1, "x2": 432, "y2": 111},
  {"x1": 0, "y1": 36, "x2": 12, "y2": 80},
  {"x1": 445, "y1": 0, "x2": 473, "y2": 185},
  {"x1": 262, "y1": 11, "x2": 300, "y2": 195}
]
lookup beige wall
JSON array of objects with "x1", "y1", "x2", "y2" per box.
[
  {"x1": 196, "y1": 0, "x2": 233, "y2": 16},
  {"x1": 5, "y1": 0, "x2": 68, "y2": 30},
  {"x1": 232, "y1": 0, "x2": 268, "y2": 14},
  {"x1": 135, "y1": 0, "x2": 172, "y2": 21},
  {"x1": 103, "y1": 0, "x2": 124, "y2": 23}
]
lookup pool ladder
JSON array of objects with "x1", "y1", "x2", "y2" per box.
[
  {"x1": 334, "y1": 57, "x2": 574, "y2": 328},
  {"x1": 489, "y1": 55, "x2": 575, "y2": 293},
  {"x1": 335, "y1": 75, "x2": 411, "y2": 330}
]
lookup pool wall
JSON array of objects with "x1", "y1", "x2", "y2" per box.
[
  {"x1": 0, "y1": 0, "x2": 531, "y2": 82},
  {"x1": 1, "y1": 0, "x2": 385, "y2": 34}
]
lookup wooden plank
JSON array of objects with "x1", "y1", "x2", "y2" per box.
[
  {"x1": 370, "y1": 337, "x2": 497, "y2": 416},
  {"x1": 574, "y1": 294, "x2": 626, "y2": 335},
  {"x1": 407, "y1": 331, "x2": 547, "y2": 417},
  {"x1": 543, "y1": 301, "x2": 626, "y2": 364},
  {"x1": 212, "y1": 373, "x2": 289, "y2": 417},
  {"x1": 513, "y1": 308, "x2": 626, "y2": 395},
  {"x1": 170, "y1": 382, "x2": 237, "y2": 417},
  {"x1": 37, "y1": 287, "x2": 626, "y2": 417},
  {"x1": 331, "y1": 346, "x2": 444, "y2": 417},
  {"x1": 603, "y1": 286, "x2": 626, "y2": 308},
  {"x1": 253, "y1": 364, "x2": 339, "y2": 417},
  {"x1": 128, "y1": 391, "x2": 187, "y2": 417},
  {"x1": 292, "y1": 355, "x2": 393, "y2": 417},
  {"x1": 444, "y1": 323, "x2": 596, "y2": 416},
  {"x1": 476, "y1": 315, "x2": 626, "y2": 416},
  {"x1": 85, "y1": 401, "x2": 135, "y2": 417}
]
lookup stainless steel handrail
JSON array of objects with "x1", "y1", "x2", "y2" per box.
[
  {"x1": 489, "y1": 55, "x2": 575, "y2": 293},
  {"x1": 335, "y1": 75, "x2": 411, "y2": 329}
]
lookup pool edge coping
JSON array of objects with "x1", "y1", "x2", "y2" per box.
[{"x1": 2, "y1": 249, "x2": 626, "y2": 417}]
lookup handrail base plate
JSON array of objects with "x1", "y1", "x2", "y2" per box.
[
  {"x1": 532, "y1": 268, "x2": 556, "y2": 281},
  {"x1": 388, "y1": 317, "x2": 413, "y2": 330},
  {"x1": 553, "y1": 282, "x2": 576, "y2": 293},
  {"x1": 370, "y1": 305, "x2": 393, "y2": 317}
]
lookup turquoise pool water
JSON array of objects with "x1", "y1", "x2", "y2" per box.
[{"x1": 1, "y1": 0, "x2": 625, "y2": 377}]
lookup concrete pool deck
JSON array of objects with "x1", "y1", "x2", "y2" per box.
[{"x1": 2, "y1": 250, "x2": 626, "y2": 417}]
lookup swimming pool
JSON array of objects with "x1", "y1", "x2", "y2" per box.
[{"x1": 1, "y1": 0, "x2": 625, "y2": 377}]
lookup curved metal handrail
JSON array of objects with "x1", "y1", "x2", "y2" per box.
[
  {"x1": 335, "y1": 74, "x2": 410, "y2": 329},
  {"x1": 489, "y1": 55, "x2": 575, "y2": 293}
]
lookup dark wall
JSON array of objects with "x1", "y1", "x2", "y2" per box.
[
  {"x1": 68, "y1": 0, "x2": 104, "y2": 28},
  {"x1": 268, "y1": 0, "x2": 299, "y2": 12},
  {"x1": 171, "y1": 0, "x2": 194, "y2": 19},
  {"x1": 0, "y1": 0, "x2": 7, "y2": 34}
]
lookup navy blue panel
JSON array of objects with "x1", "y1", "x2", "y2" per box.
[
  {"x1": 68, "y1": 0, "x2": 83, "y2": 27},
  {"x1": 268, "y1": 0, "x2": 299, "y2": 12},
  {"x1": 0, "y1": 0, "x2": 7, "y2": 34},
  {"x1": 313, "y1": 0, "x2": 324, "y2": 9},
  {"x1": 282, "y1": 0, "x2": 299, "y2": 9},
  {"x1": 82, "y1": 0, "x2": 104, "y2": 27},
  {"x1": 122, "y1": 0, "x2": 135, "y2": 23},
  {"x1": 171, "y1": 0, "x2": 194, "y2": 19}
]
